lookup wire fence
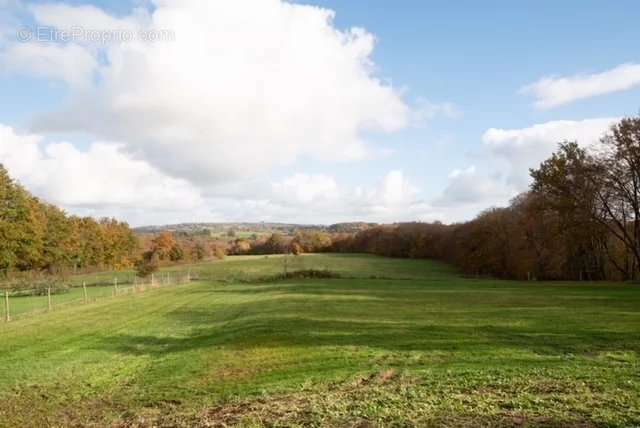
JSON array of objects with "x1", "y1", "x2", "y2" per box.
[
  {"x1": 1, "y1": 270, "x2": 194, "y2": 322},
  {"x1": 1, "y1": 255, "x2": 320, "y2": 322}
]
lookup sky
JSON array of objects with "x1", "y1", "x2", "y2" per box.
[{"x1": 0, "y1": 0, "x2": 639, "y2": 226}]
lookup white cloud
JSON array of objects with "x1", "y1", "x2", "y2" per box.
[
  {"x1": 199, "y1": 170, "x2": 431, "y2": 225},
  {"x1": 9, "y1": 0, "x2": 412, "y2": 187},
  {"x1": 435, "y1": 165, "x2": 512, "y2": 207},
  {"x1": 369, "y1": 169, "x2": 419, "y2": 207},
  {"x1": 0, "y1": 42, "x2": 97, "y2": 86},
  {"x1": 0, "y1": 124, "x2": 436, "y2": 225},
  {"x1": 271, "y1": 173, "x2": 339, "y2": 205},
  {"x1": 522, "y1": 63, "x2": 640, "y2": 109},
  {"x1": 411, "y1": 98, "x2": 461, "y2": 125},
  {"x1": 0, "y1": 124, "x2": 205, "y2": 214},
  {"x1": 268, "y1": 170, "x2": 427, "y2": 223},
  {"x1": 483, "y1": 117, "x2": 617, "y2": 190}
]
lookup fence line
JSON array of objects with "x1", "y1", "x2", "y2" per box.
[
  {"x1": 2, "y1": 256, "x2": 312, "y2": 322},
  {"x1": 1, "y1": 270, "x2": 194, "y2": 322}
]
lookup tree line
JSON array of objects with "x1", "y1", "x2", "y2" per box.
[
  {"x1": 331, "y1": 116, "x2": 640, "y2": 281},
  {"x1": 0, "y1": 165, "x2": 137, "y2": 278}
]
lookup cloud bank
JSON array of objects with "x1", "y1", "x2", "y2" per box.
[
  {"x1": 483, "y1": 117, "x2": 617, "y2": 189},
  {"x1": 12, "y1": 0, "x2": 411, "y2": 187},
  {"x1": 0, "y1": 124, "x2": 436, "y2": 225}
]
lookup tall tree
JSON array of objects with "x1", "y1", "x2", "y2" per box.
[
  {"x1": 530, "y1": 116, "x2": 640, "y2": 279},
  {"x1": 0, "y1": 164, "x2": 138, "y2": 276},
  {"x1": 596, "y1": 117, "x2": 640, "y2": 278},
  {"x1": 0, "y1": 165, "x2": 43, "y2": 277}
]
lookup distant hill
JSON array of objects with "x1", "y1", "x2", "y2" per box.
[
  {"x1": 326, "y1": 222, "x2": 378, "y2": 233},
  {"x1": 133, "y1": 222, "x2": 377, "y2": 235}
]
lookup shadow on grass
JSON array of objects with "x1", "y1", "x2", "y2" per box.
[{"x1": 89, "y1": 291, "x2": 640, "y2": 359}]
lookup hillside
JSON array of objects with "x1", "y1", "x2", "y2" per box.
[{"x1": 133, "y1": 222, "x2": 378, "y2": 235}]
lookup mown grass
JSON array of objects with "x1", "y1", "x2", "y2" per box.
[
  {"x1": 2, "y1": 254, "x2": 447, "y2": 318},
  {"x1": 60, "y1": 253, "x2": 446, "y2": 286},
  {"x1": 163, "y1": 253, "x2": 460, "y2": 281},
  {"x1": 2, "y1": 284, "x2": 116, "y2": 318},
  {"x1": 0, "y1": 254, "x2": 638, "y2": 427}
]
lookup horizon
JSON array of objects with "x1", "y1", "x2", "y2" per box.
[{"x1": 1, "y1": 0, "x2": 639, "y2": 227}]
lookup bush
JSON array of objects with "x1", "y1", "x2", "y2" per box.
[
  {"x1": 169, "y1": 244, "x2": 185, "y2": 261},
  {"x1": 135, "y1": 252, "x2": 160, "y2": 278},
  {"x1": 291, "y1": 242, "x2": 303, "y2": 255},
  {"x1": 213, "y1": 246, "x2": 226, "y2": 260},
  {"x1": 248, "y1": 269, "x2": 341, "y2": 283}
]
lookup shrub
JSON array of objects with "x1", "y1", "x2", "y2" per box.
[
  {"x1": 291, "y1": 242, "x2": 303, "y2": 255},
  {"x1": 135, "y1": 252, "x2": 160, "y2": 278},
  {"x1": 213, "y1": 246, "x2": 226, "y2": 260},
  {"x1": 248, "y1": 269, "x2": 341, "y2": 283}
]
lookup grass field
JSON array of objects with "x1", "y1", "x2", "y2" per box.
[
  {"x1": 2, "y1": 254, "x2": 443, "y2": 319},
  {"x1": 1, "y1": 254, "x2": 639, "y2": 427}
]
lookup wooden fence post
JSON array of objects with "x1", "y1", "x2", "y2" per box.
[
  {"x1": 47, "y1": 287, "x2": 52, "y2": 311},
  {"x1": 83, "y1": 281, "x2": 88, "y2": 304},
  {"x1": 284, "y1": 254, "x2": 289, "y2": 277},
  {"x1": 114, "y1": 277, "x2": 118, "y2": 296},
  {"x1": 4, "y1": 289, "x2": 10, "y2": 322},
  {"x1": 151, "y1": 273, "x2": 155, "y2": 287}
]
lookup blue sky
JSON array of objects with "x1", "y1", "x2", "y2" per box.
[
  {"x1": 0, "y1": 0, "x2": 639, "y2": 225},
  {"x1": 312, "y1": 0, "x2": 640, "y2": 194}
]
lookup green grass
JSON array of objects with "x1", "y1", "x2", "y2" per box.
[
  {"x1": 2, "y1": 254, "x2": 449, "y2": 318},
  {"x1": 169, "y1": 253, "x2": 459, "y2": 281},
  {"x1": 2, "y1": 284, "x2": 117, "y2": 318},
  {"x1": 0, "y1": 254, "x2": 639, "y2": 427}
]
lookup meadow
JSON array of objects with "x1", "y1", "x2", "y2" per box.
[{"x1": 0, "y1": 254, "x2": 639, "y2": 427}]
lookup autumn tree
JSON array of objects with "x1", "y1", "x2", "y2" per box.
[
  {"x1": 135, "y1": 250, "x2": 159, "y2": 278},
  {"x1": 595, "y1": 117, "x2": 640, "y2": 278},
  {"x1": 169, "y1": 243, "x2": 185, "y2": 261},
  {"x1": 0, "y1": 165, "x2": 42, "y2": 277},
  {"x1": 212, "y1": 245, "x2": 226, "y2": 259},
  {"x1": 531, "y1": 116, "x2": 640, "y2": 279},
  {"x1": 266, "y1": 233, "x2": 289, "y2": 254},
  {"x1": 230, "y1": 239, "x2": 252, "y2": 255},
  {"x1": 291, "y1": 241, "x2": 303, "y2": 255},
  {"x1": 293, "y1": 231, "x2": 333, "y2": 252},
  {"x1": 0, "y1": 164, "x2": 138, "y2": 277},
  {"x1": 150, "y1": 231, "x2": 176, "y2": 261},
  {"x1": 192, "y1": 242, "x2": 207, "y2": 260}
]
